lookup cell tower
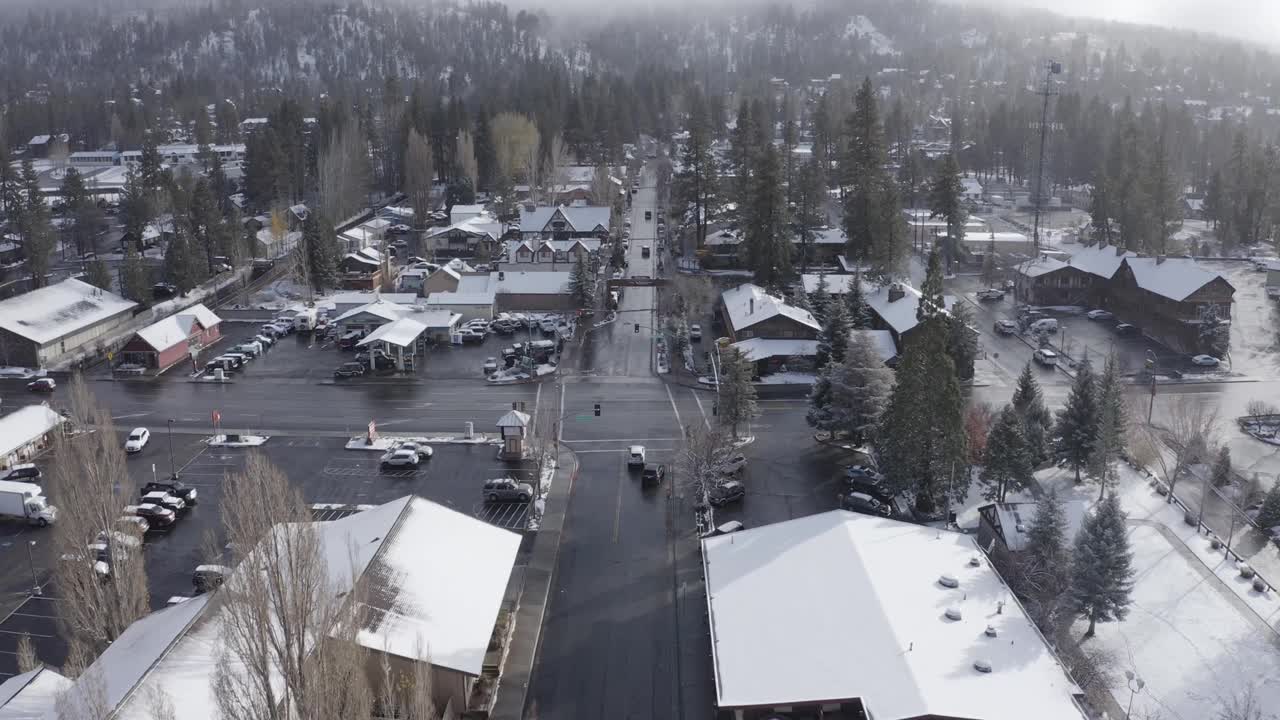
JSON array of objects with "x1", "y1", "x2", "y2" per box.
[{"x1": 1032, "y1": 60, "x2": 1062, "y2": 254}]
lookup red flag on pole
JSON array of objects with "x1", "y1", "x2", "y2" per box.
[{"x1": 367, "y1": 419, "x2": 378, "y2": 443}]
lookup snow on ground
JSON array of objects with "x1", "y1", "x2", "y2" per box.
[
  {"x1": 1035, "y1": 464, "x2": 1280, "y2": 719},
  {"x1": 755, "y1": 371, "x2": 817, "y2": 386},
  {"x1": 241, "y1": 278, "x2": 327, "y2": 312},
  {"x1": 1208, "y1": 261, "x2": 1280, "y2": 378},
  {"x1": 843, "y1": 15, "x2": 897, "y2": 56}
]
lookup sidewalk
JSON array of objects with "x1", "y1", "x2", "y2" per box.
[{"x1": 490, "y1": 445, "x2": 578, "y2": 719}]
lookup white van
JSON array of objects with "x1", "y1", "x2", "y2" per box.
[{"x1": 1030, "y1": 318, "x2": 1060, "y2": 333}]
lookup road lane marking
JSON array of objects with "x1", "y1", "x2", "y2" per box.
[
  {"x1": 690, "y1": 389, "x2": 709, "y2": 428},
  {"x1": 560, "y1": 437, "x2": 678, "y2": 443},
  {"x1": 574, "y1": 448, "x2": 674, "y2": 454},
  {"x1": 613, "y1": 467, "x2": 624, "y2": 543},
  {"x1": 664, "y1": 383, "x2": 684, "y2": 430}
]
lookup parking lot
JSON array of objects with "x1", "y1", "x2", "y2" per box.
[{"x1": 0, "y1": 431, "x2": 538, "y2": 677}]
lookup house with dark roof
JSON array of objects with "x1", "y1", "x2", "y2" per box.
[
  {"x1": 1014, "y1": 244, "x2": 1136, "y2": 307},
  {"x1": 1111, "y1": 256, "x2": 1235, "y2": 353},
  {"x1": 516, "y1": 205, "x2": 611, "y2": 242}
]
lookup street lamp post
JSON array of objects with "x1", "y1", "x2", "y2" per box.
[
  {"x1": 1124, "y1": 670, "x2": 1145, "y2": 719},
  {"x1": 26, "y1": 540, "x2": 41, "y2": 596},
  {"x1": 167, "y1": 418, "x2": 176, "y2": 479}
]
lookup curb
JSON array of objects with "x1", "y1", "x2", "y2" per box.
[{"x1": 491, "y1": 445, "x2": 579, "y2": 719}]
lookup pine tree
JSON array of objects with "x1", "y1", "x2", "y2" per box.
[
  {"x1": 568, "y1": 254, "x2": 594, "y2": 307},
  {"x1": 816, "y1": 300, "x2": 850, "y2": 367},
  {"x1": 809, "y1": 274, "x2": 831, "y2": 324},
  {"x1": 138, "y1": 135, "x2": 163, "y2": 193},
  {"x1": 1145, "y1": 118, "x2": 1180, "y2": 255},
  {"x1": 18, "y1": 159, "x2": 53, "y2": 288},
  {"x1": 85, "y1": 258, "x2": 113, "y2": 292},
  {"x1": 302, "y1": 214, "x2": 339, "y2": 292},
  {"x1": 120, "y1": 244, "x2": 149, "y2": 303},
  {"x1": 788, "y1": 285, "x2": 812, "y2": 313},
  {"x1": 793, "y1": 158, "x2": 826, "y2": 270},
  {"x1": 717, "y1": 348, "x2": 758, "y2": 438},
  {"x1": 980, "y1": 238, "x2": 998, "y2": 286},
  {"x1": 1088, "y1": 162, "x2": 1113, "y2": 245},
  {"x1": 121, "y1": 164, "x2": 152, "y2": 242},
  {"x1": 878, "y1": 316, "x2": 968, "y2": 514},
  {"x1": 927, "y1": 153, "x2": 967, "y2": 273},
  {"x1": 947, "y1": 301, "x2": 977, "y2": 381},
  {"x1": 164, "y1": 231, "x2": 196, "y2": 294},
  {"x1": 1256, "y1": 481, "x2": 1280, "y2": 529},
  {"x1": 981, "y1": 405, "x2": 1033, "y2": 502},
  {"x1": 918, "y1": 248, "x2": 946, "y2": 322},
  {"x1": 1210, "y1": 446, "x2": 1232, "y2": 488},
  {"x1": 675, "y1": 92, "x2": 718, "y2": 248},
  {"x1": 806, "y1": 333, "x2": 894, "y2": 445},
  {"x1": 1056, "y1": 357, "x2": 1099, "y2": 483},
  {"x1": 842, "y1": 78, "x2": 903, "y2": 279},
  {"x1": 845, "y1": 271, "x2": 871, "y2": 329},
  {"x1": 1069, "y1": 492, "x2": 1135, "y2": 638},
  {"x1": 1020, "y1": 490, "x2": 1071, "y2": 622},
  {"x1": 1089, "y1": 354, "x2": 1127, "y2": 499},
  {"x1": 743, "y1": 144, "x2": 792, "y2": 290},
  {"x1": 1012, "y1": 363, "x2": 1053, "y2": 465}
]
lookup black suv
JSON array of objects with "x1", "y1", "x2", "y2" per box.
[
  {"x1": 839, "y1": 491, "x2": 893, "y2": 517},
  {"x1": 142, "y1": 479, "x2": 198, "y2": 505},
  {"x1": 334, "y1": 362, "x2": 366, "y2": 378},
  {"x1": 844, "y1": 466, "x2": 894, "y2": 504},
  {"x1": 641, "y1": 463, "x2": 666, "y2": 486},
  {"x1": 708, "y1": 480, "x2": 745, "y2": 507},
  {"x1": 483, "y1": 478, "x2": 534, "y2": 503}
]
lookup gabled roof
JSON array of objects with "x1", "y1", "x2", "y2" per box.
[
  {"x1": 721, "y1": 283, "x2": 820, "y2": 333},
  {"x1": 1120, "y1": 257, "x2": 1233, "y2": 302},
  {"x1": 519, "y1": 205, "x2": 611, "y2": 233},
  {"x1": 133, "y1": 304, "x2": 221, "y2": 352},
  {"x1": 496, "y1": 409, "x2": 531, "y2": 427},
  {"x1": 0, "y1": 278, "x2": 136, "y2": 346},
  {"x1": 0, "y1": 405, "x2": 64, "y2": 458},
  {"x1": 0, "y1": 666, "x2": 71, "y2": 719},
  {"x1": 1065, "y1": 243, "x2": 1136, "y2": 280},
  {"x1": 851, "y1": 329, "x2": 898, "y2": 362},
  {"x1": 862, "y1": 281, "x2": 955, "y2": 336},
  {"x1": 702, "y1": 511, "x2": 1084, "y2": 718},
  {"x1": 1016, "y1": 256, "x2": 1071, "y2": 278},
  {"x1": 425, "y1": 213, "x2": 502, "y2": 241}
]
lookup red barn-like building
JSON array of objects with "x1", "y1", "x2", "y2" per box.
[{"x1": 120, "y1": 304, "x2": 223, "y2": 371}]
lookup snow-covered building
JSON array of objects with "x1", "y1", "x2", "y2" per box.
[
  {"x1": 500, "y1": 238, "x2": 598, "y2": 271},
  {"x1": 515, "y1": 205, "x2": 611, "y2": 242},
  {"x1": 1111, "y1": 256, "x2": 1234, "y2": 353},
  {"x1": 720, "y1": 284, "x2": 821, "y2": 372},
  {"x1": 861, "y1": 280, "x2": 956, "y2": 351},
  {"x1": 0, "y1": 278, "x2": 137, "y2": 368},
  {"x1": 458, "y1": 271, "x2": 573, "y2": 312},
  {"x1": 424, "y1": 212, "x2": 503, "y2": 259},
  {"x1": 701, "y1": 511, "x2": 1087, "y2": 720},
  {"x1": 0, "y1": 665, "x2": 72, "y2": 717},
  {"x1": 0, "y1": 404, "x2": 65, "y2": 469},
  {"x1": 118, "y1": 303, "x2": 222, "y2": 371},
  {"x1": 50, "y1": 496, "x2": 520, "y2": 719}
]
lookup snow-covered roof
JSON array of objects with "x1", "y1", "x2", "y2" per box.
[
  {"x1": 425, "y1": 213, "x2": 502, "y2": 240},
  {"x1": 496, "y1": 409, "x2": 531, "y2": 428},
  {"x1": 0, "y1": 666, "x2": 70, "y2": 720},
  {"x1": 852, "y1": 329, "x2": 898, "y2": 362},
  {"x1": 1064, "y1": 243, "x2": 1135, "y2": 280},
  {"x1": 956, "y1": 230, "x2": 1030, "y2": 245},
  {"x1": 332, "y1": 292, "x2": 417, "y2": 309},
  {"x1": 1121, "y1": 257, "x2": 1231, "y2": 302},
  {"x1": 721, "y1": 284, "x2": 820, "y2": 333},
  {"x1": 133, "y1": 304, "x2": 221, "y2": 352},
  {"x1": 1016, "y1": 256, "x2": 1071, "y2": 279},
  {"x1": 503, "y1": 238, "x2": 600, "y2": 256},
  {"x1": 0, "y1": 278, "x2": 136, "y2": 346},
  {"x1": 334, "y1": 301, "x2": 414, "y2": 324},
  {"x1": 702, "y1": 511, "x2": 1085, "y2": 717},
  {"x1": 357, "y1": 317, "x2": 428, "y2": 348},
  {"x1": 425, "y1": 291, "x2": 496, "y2": 307},
  {"x1": 731, "y1": 338, "x2": 820, "y2": 361},
  {"x1": 984, "y1": 501, "x2": 1087, "y2": 552},
  {"x1": 0, "y1": 405, "x2": 65, "y2": 459},
  {"x1": 518, "y1": 205, "x2": 611, "y2": 234},
  {"x1": 450, "y1": 203, "x2": 485, "y2": 216},
  {"x1": 789, "y1": 227, "x2": 846, "y2": 245},
  {"x1": 341, "y1": 252, "x2": 381, "y2": 268},
  {"x1": 489, "y1": 271, "x2": 571, "y2": 295},
  {"x1": 353, "y1": 497, "x2": 520, "y2": 673},
  {"x1": 704, "y1": 229, "x2": 741, "y2": 247},
  {"x1": 800, "y1": 273, "x2": 857, "y2": 295},
  {"x1": 862, "y1": 281, "x2": 954, "y2": 336}
]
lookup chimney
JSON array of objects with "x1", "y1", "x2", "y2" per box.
[
  {"x1": 749, "y1": 297, "x2": 755, "y2": 314},
  {"x1": 1156, "y1": 254, "x2": 1166, "y2": 265},
  {"x1": 888, "y1": 283, "x2": 905, "y2": 302},
  {"x1": 498, "y1": 270, "x2": 505, "y2": 281},
  {"x1": 1115, "y1": 245, "x2": 1125, "y2": 257}
]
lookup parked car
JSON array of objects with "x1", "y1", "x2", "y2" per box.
[
  {"x1": 0, "y1": 464, "x2": 42, "y2": 483},
  {"x1": 993, "y1": 319, "x2": 1018, "y2": 335},
  {"x1": 152, "y1": 282, "x2": 178, "y2": 299},
  {"x1": 1033, "y1": 348, "x2": 1059, "y2": 366},
  {"x1": 538, "y1": 319, "x2": 558, "y2": 335},
  {"x1": 702, "y1": 520, "x2": 745, "y2": 537},
  {"x1": 232, "y1": 341, "x2": 262, "y2": 357},
  {"x1": 142, "y1": 479, "x2": 198, "y2": 505},
  {"x1": 458, "y1": 329, "x2": 486, "y2": 344},
  {"x1": 380, "y1": 448, "x2": 420, "y2": 469},
  {"x1": 628, "y1": 445, "x2": 646, "y2": 467},
  {"x1": 116, "y1": 515, "x2": 150, "y2": 535},
  {"x1": 222, "y1": 352, "x2": 250, "y2": 366},
  {"x1": 124, "y1": 427, "x2": 150, "y2": 453},
  {"x1": 483, "y1": 357, "x2": 499, "y2": 375},
  {"x1": 396, "y1": 442, "x2": 434, "y2": 460},
  {"x1": 844, "y1": 474, "x2": 894, "y2": 505},
  {"x1": 1086, "y1": 309, "x2": 1114, "y2": 321},
  {"x1": 141, "y1": 491, "x2": 187, "y2": 515},
  {"x1": 1029, "y1": 318, "x2": 1059, "y2": 334},
  {"x1": 27, "y1": 378, "x2": 56, "y2": 392},
  {"x1": 192, "y1": 564, "x2": 229, "y2": 594},
  {"x1": 1114, "y1": 323, "x2": 1138, "y2": 336},
  {"x1": 976, "y1": 288, "x2": 1005, "y2": 301},
  {"x1": 483, "y1": 478, "x2": 534, "y2": 503},
  {"x1": 1191, "y1": 354, "x2": 1221, "y2": 367},
  {"x1": 689, "y1": 324, "x2": 703, "y2": 342},
  {"x1": 339, "y1": 331, "x2": 364, "y2": 349},
  {"x1": 334, "y1": 362, "x2": 366, "y2": 379},
  {"x1": 714, "y1": 453, "x2": 748, "y2": 476},
  {"x1": 641, "y1": 463, "x2": 666, "y2": 486},
  {"x1": 254, "y1": 334, "x2": 276, "y2": 348},
  {"x1": 708, "y1": 480, "x2": 746, "y2": 507},
  {"x1": 839, "y1": 491, "x2": 893, "y2": 517},
  {"x1": 126, "y1": 503, "x2": 176, "y2": 527},
  {"x1": 213, "y1": 354, "x2": 243, "y2": 370}
]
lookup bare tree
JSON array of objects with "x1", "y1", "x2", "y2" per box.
[
  {"x1": 145, "y1": 685, "x2": 177, "y2": 720},
  {"x1": 404, "y1": 129, "x2": 435, "y2": 226},
  {"x1": 1141, "y1": 396, "x2": 1218, "y2": 500},
  {"x1": 378, "y1": 638, "x2": 438, "y2": 720},
  {"x1": 319, "y1": 121, "x2": 371, "y2": 224},
  {"x1": 676, "y1": 424, "x2": 736, "y2": 510},
  {"x1": 1217, "y1": 682, "x2": 1277, "y2": 720},
  {"x1": 455, "y1": 130, "x2": 478, "y2": 195},
  {"x1": 491, "y1": 113, "x2": 539, "y2": 197},
  {"x1": 49, "y1": 376, "x2": 150, "y2": 654},
  {"x1": 543, "y1": 132, "x2": 570, "y2": 201},
  {"x1": 213, "y1": 453, "x2": 373, "y2": 720},
  {"x1": 55, "y1": 659, "x2": 111, "y2": 720},
  {"x1": 15, "y1": 633, "x2": 38, "y2": 673}
]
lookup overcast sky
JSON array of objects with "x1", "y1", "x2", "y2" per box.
[{"x1": 954, "y1": 0, "x2": 1280, "y2": 49}]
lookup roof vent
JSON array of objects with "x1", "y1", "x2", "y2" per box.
[
  {"x1": 968, "y1": 556, "x2": 981, "y2": 567},
  {"x1": 1014, "y1": 522, "x2": 1026, "y2": 533},
  {"x1": 945, "y1": 607, "x2": 963, "y2": 621},
  {"x1": 938, "y1": 574, "x2": 960, "y2": 589},
  {"x1": 973, "y1": 659, "x2": 993, "y2": 673},
  {"x1": 887, "y1": 283, "x2": 905, "y2": 302},
  {"x1": 985, "y1": 625, "x2": 998, "y2": 638}
]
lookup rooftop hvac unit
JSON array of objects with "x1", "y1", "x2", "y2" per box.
[
  {"x1": 945, "y1": 607, "x2": 963, "y2": 621},
  {"x1": 938, "y1": 574, "x2": 960, "y2": 589}
]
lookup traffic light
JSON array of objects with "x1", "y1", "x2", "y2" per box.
[
  {"x1": 634, "y1": 323, "x2": 640, "y2": 333},
  {"x1": 593, "y1": 403, "x2": 601, "y2": 417}
]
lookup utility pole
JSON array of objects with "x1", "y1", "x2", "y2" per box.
[{"x1": 1032, "y1": 60, "x2": 1062, "y2": 254}]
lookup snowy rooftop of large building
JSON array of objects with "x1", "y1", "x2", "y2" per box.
[
  {"x1": 721, "y1": 283, "x2": 820, "y2": 333},
  {"x1": 701, "y1": 511, "x2": 1085, "y2": 718},
  {"x1": 518, "y1": 204, "x2": 611, "y2": 233},
  {"x1": 0, "y1": 278, "x2": 136, "y2": 345},
  {"x1": 1064, "y1": 243, "x2": 1135, "y2": 279},
  {"x1": 0, "y1": 666, "x2": 71, "y2": 720},
  {"x1": 459, "y1": 271, "x2": 571, "y2": 295},
  {"x1": 1121, "y1": 256, "x2": 1231, "y2": 302},
  {"x1": 1016, "y1": 255, "x2": 1071, "y2": 278},
  {"x1": 0, "y1": 404, "x2": 64, "y2": 459}
]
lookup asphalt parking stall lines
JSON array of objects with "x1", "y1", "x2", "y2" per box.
[
  {"x1": 0, "y1": 594, "x2": 67, "y2": 679},
  {"x1": 473, "y1": 500, "x2": 531, "y2": 530}
]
